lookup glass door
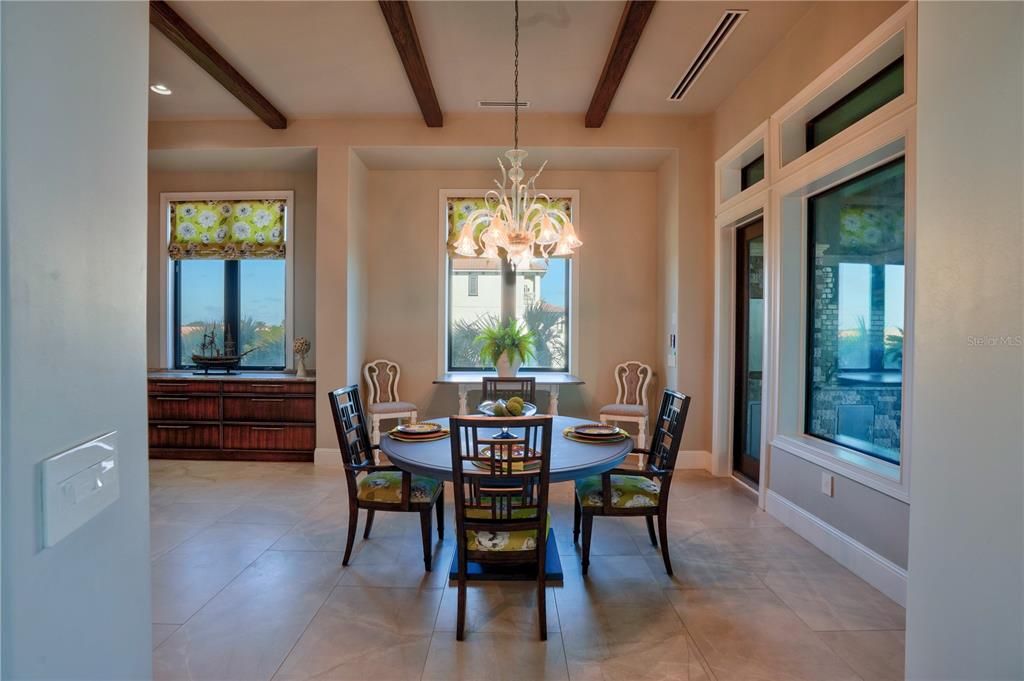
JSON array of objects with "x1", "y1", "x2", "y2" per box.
[{"x1": 734, "y1": 220, "x2": 764, "y2": 484}]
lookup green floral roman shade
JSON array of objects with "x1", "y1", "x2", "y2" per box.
[
  {"x1": 446, "y1": 196, "x2": 572, "y2": 256},
  {"x1": 169, "y1": 199, "x2": 286, "y2": 260}
]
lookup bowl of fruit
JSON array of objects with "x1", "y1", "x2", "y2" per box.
[{"x1": 477, "y1": 396, "x2": 538, "y2": 417}]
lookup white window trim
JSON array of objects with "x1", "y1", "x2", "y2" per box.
[
  {"x1": 437, "y1": 189, "x2": 581, "y2": 376},
  {"x1": 715, "y1": 121, "x2": 769, "y2": 215},
  {"x1": 159, "y1": 190, "x2": 295, "y2": 371}
]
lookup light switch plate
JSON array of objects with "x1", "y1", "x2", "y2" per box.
[
  {"x1": 41, "y1": 431, "x2": 119, "y2": 547},
  {"x1": 820, "y1": 472, "x2": 834, "y2": 497}
]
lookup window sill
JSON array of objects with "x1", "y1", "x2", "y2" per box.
[{"x1": 771, "y1": 433, "x2": 908, "y2": 502}]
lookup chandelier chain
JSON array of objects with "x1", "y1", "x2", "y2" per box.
[{"x1": 513, "y1": 0, "x2": 519, "y2": 150}]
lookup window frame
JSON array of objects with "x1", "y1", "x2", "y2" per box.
[
  {"x1": 437, "y1": 189, "x2": 580, "y2": 376},
  {"x1": 160, "y1": 191, "x2": 295, "y2": 371}
]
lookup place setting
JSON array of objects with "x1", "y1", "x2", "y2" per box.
[
  {"x1": 385, "y1": 422, "x2": 450, "y2": 443},
  {"x1": 562, "y1": 422, "x2": 630, "y2": 444}
]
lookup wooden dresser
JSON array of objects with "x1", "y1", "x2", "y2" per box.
[{"x1": 148, "y1": 371, "x2": 316, "y2": 462}]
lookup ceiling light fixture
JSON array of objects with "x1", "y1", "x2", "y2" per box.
[
  {"x1": 452, "y1": 0, "x2": 581, "y2": 269},
  {"x1": 150, "y1": 83, "x2": 173, "y2": 96}
]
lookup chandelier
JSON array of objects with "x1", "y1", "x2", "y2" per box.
[{"x1": 451, "y1": 0, "x2": 582, "y2": 269}]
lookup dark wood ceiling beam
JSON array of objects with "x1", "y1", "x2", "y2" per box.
[
  {"x1": 150, "y1": 0, "x2": 287, "y2": 129},
  {"x1": 378, "y1": 1, "x2": 444, "y2": 128},
  {"x1": 586, "y1": 0, "x2": 656, "y2": 128}
]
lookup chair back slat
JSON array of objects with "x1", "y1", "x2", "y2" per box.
[
  {"x1": 481, "y1": 377, "x2": 537, "y2": 403},
  {"x1": 364, "y1": 359, "x2": 401, "y2": 404},
  {"x1": 614, "y1": 361, "x2": 653, "y2": 406},
  {"x1": 450, "y1": 416, "x2": 552, "y2": 546},
  {"x1": 327, "y1": 385, "x2": 376, "y2": 482},
  {"x1": 644, "y1": 389, "x2": 692, "y2": 474}
]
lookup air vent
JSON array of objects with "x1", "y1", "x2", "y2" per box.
[
  {"x1": 478, "y1": 100, "x2": 531, "y2": 109},
  {"x1": 668, "y1": 10, "x2": 747, "y2": 101}
]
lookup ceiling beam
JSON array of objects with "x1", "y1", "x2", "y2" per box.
[
  {"x1": 378, "y1": 1, "x2": 444, "y2": 128},
  {"x1": 150, "y1": 0, "x2": 287, "y2": 130},
  {"x1": 586, "y1": 0, "x2": 656, "y2": 128}
]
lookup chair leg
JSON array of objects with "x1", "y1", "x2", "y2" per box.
[
  {"x1": 573, "y1": 494, "x2": 581, "y2": 544},
  {"x1": 435, "y1": 489, "x2": 445, "y2": 540},
  {"x1": 581, "y1": 514, "x2": 594, "y2": 576},
  {"x1": 637, "y1": 418, "x2": 648, "y2": 469},
  {"x1": 371, "y1": 415, "x2": 381, "y2": 446},
  {"x1": 645, "y1": 515, "x2": 658, "y2": 547},
  {"x1": 342, "y1": 507, "x2": 358, "y2": 566},
  {"x1": 410, "y1": 410, "x2": 418, "y2": 424},
  {"x1": 419, "y1": 508, "x2": 433, "y2": 572},
  {"x1": 537, "y1": 550, "x2": 548, "y2": 641},
  {"x1": 657, "y1": 510, "x2": 673, "y2": 575},
  {"x1": 363, "y1": 509, "x2": 375, "y2": 539},
  {"x1": 456, "y1": 572, "x2": 467, "y2": 641}
]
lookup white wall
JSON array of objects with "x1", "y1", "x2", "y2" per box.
[
  {"x1": 1, "y1": 1, "x2": 152, "y2": 678},
  {"x1": 906, "y1": 3, "x2": 1024, "y2": 679}
]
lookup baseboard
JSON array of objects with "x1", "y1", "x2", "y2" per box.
[
  {"x1": 676, "y1": 450, "x2": 711, "y2": 470},
  {"x1": 314, "y1": 447, "x2": 341, "y2": 467},
  {"x1": 766, "y1": 490, "x2": 907, "y2": 607}
]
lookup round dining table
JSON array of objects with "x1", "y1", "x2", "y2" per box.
[
  {"x1": 378, "y1": 415, "x2": 635, "y2": 583},
  {"x1": 378, "y1": 416, "x2": 635, "y2": 483}
]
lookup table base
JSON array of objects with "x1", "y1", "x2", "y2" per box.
[{"x1": 448, "y1": 529, "x2": 563, "y2": 583}]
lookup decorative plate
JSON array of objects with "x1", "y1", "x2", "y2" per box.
[
  {"x1": 397, "y1": 423, "x2": 441, "y2": 434},
  {"x1": 572, "y1": 424, "x2": 621, "y2": 437},
  {"x1": 469, "y1": 444, "x2": 541, "y2": 472}
]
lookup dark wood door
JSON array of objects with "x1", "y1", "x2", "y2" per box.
[{"x1": 734, "y1": 220, "x2": 764, "y2": 485}]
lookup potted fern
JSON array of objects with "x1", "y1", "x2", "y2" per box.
[{"x1": 475, "y1": 319, "x2": 535, "y2": 377}]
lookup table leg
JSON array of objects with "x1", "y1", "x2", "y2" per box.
[
  {"x1": 458, "y1": 383, "x2": 469, "y2": 415},
  {"x1": 548, "y1": 385, "x2": 560, "y2": 415}
]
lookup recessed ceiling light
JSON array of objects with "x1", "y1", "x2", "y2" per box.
[{"x1": 150, "y1": 84, "x2": 172, "y2": 96}]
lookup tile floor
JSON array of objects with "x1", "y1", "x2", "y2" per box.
[{"x1": 150, "y1": 460, "x2": 905, "y2": 681}]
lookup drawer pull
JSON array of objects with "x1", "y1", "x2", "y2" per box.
[
  {"x1": 252, "y1": 426, "x2": 285, "y2": 432},
  {"x1": 156, "y1": 425, "x2": 191, "y2": 430},
  {"x1": 251, "y1": 398, "x2": 285, "y2": 403},
  {"x1": 256, "y1": 384, "x2": 285, "y2": 388},
  {"x1": 155, "y1": 382, "x2": 188, "y2": 387},
  {"x1": 155, "y1": 397, "x2": 190, "y2": 402}
]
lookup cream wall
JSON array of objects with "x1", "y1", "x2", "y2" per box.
[
  {"x1": 712, "y1": 1, "x2": 906, "y2": 158},
  {"x1": 149, "y1": 114, "x2": 715, "y2": 452},
  {"x1": 146, "y1": 168, "x2": 318, "y2": 367},
  {"x1": 362, "y1": 168, "x2": 660, "y2": 421},
  {"x1": 346, "y1": 152, "x2": 369, "y2": 386}
]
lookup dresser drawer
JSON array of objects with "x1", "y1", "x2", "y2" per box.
[
  {"x1": 148, "y1": 395, "x2": 220, "y2": 421},
  {"x1": 149, "y1": 423, "x2": 220, "y2": 449},
  {"x1": 223, "y1": 396, "x2": 314, "y2": 422},
  {"x1": 148, "y1": 379, "x2": 220, "y2": 395},
  {"x1": 223, "y1": 424, "x2": 315, "y2": 451},
  {"x1": 222, "y1": 381, "x2": 315, "y2": 395}
]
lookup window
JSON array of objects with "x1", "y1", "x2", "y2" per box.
[
  {"x1": 445, "y1": 196, "x2": 573, "y2": 372},
  {"x1": 169, "y1": 197, "x2": 289, "y2": 370},
  {"x1": 806, "y1": 159, "x2": 904, "y2": 464},
  {"x1": 741, "y1": 155, "x2": 765, "y2": 190},
  {"x1": 806, "y1": 57, "x2": 904, "y2": 151}
]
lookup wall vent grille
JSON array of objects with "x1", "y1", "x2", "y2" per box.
[
  {"x1": 477, "y1": 100, "x2": 531, "y2": 109},
  {"x1": 668, "y1": 10, "x2": 747, "y2": 101}
]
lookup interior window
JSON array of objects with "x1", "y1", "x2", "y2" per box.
[{"x1": 806, "y1": 57, "x2": 904, "y2": 151}]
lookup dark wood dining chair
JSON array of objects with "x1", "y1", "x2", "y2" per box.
[
  {"x1": 481, "y1": 376, "x2": 537, "y2": 403},
  {"x1": 328, "y1": 385, "x2": 444, "y2": 570},
  {"x1": 450, "y1": 415, "x2": 553, "y2": 641},
  {"x1": 573, "y1": 389, "x2": 691, "y2": 575}
]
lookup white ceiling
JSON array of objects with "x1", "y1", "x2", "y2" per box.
[{"x1": 148, "y1": 0, "x2": 811, "y2": 122}]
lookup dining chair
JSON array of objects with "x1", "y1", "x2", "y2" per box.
[
  {"x1": 328, "y1": 385, "x2": 443, "y2": 570},
  {"x1": 574, "y1": 389, "x2": 691, "y2": 576},
  {"x1": 599, "y1": 361, "x2": 653, "y2": 470},
  {"x1": 449, "y1": 415, "x2": 553, "y2": 641},
  {"x1": 481, "y1": 376, "x2": 537, "y2": 403},
  {"x1": 363, "y1": 359, "x2": 418, "y2": 445}
]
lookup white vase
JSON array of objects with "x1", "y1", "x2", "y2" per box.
[
  {"x1": 295, "y1": 354, "x2": 308, "y2": 378},
  {"x1": 495, "y1": 352, "x2": 522, "y2": 377}
]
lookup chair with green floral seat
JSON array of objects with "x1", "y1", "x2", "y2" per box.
[
  {"x1": 328, "y1": 385, "x2": 443, "y2": 571},
  {"x1": 574, "y1": 389, "x2": 691, "y2": 576},
  {"x1": 450, "y1": 415, "x2": 553, "y2": 641}
]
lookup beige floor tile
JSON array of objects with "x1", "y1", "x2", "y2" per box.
[
  {"x1": 435, "y1": 582, "x2": 559, "y2": 635},
  {"x1": 563, "y1": 631, "x2": 692, "y2": 681},
  {"x1": 152, "y1": 624, "x2": 178, "y2": 650},
  {"x1": 219, "y1": 499, "x2": 319, "y2": 526},
  {"x1": 272, "y1": 502, "x2": 351, "y2": 552},
  {"x1": 557, "y1": 555, "x2": 667, "y2": 608},
  {"x1": 338, "y1": 540, "x2": 453, "y2": 589},
  {"x1": 820, "y1": 630, "x2": 905, "y2": 681},
  {"x1": 671, "y1": 487, "x2": 781, "y2": 530},
  {"x1": 274, "y1": 586, "x2": 441, "y2": 680},
  {"x1": 762, "y1": 570, "x2": 905, "y2": 631},
  {"x1": 422, "y1": 631, "x2": 569, "y2": 681},
  {"x1": 153, "y1": 550, "x2": 344, "y2": 681},
  {"x1": 150, "y1": 501, "x2": 241, "y2": 525},
  {"x1": 669, "y1": 588, "x2": 861, "y2": 681},
  {"x1": 150, "y1": 521, "x2": 207, "y2": 560},
  {"x1": 151, "y1": 522, "x2": 291, "y2": 624}
]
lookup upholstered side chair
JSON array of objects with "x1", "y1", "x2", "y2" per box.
[
  {"x1": 328, "y1": 385, "x2": 443, "y2": 570},
  {"x1": 576, "y1": 389, "x2": 691, "y2": 576},
  {"x1": 363, "y1": 359, "x2": 417, "y2": 445},
  {"x1": 599, "y1": 361, "x2": 653, "y2": 469}
]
